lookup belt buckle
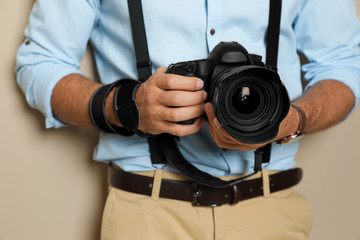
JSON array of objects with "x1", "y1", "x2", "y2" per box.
[{"x1": 192, "y1": 183, "x2": 222, "y2": 207}]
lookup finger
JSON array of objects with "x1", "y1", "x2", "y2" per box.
[
  {"x1": 205, "y1": 103, "x2": 263, "y2": 149},
  {"x1": 211, "y1": 117, "x2": 237, "y2": 142},
  {"x1": 204, "y1": 106, "x2": 230, "y2": 144},
  {"x1": 207, "y1": 120, "x2": 233, "y2": 147},
  {"x1": 161, "y1": 104, "x2": 205, "y2": 122},
  {"x1": 154, "y1": 67, "x2": 167, "y2": 74},
  {"x1": 211, "y1": 116, "x2": 263, "y2": 148},
  {"x1": 208, "y1": 122, "x2": 261, "y2": 151},
  {"x1": 204, "y1": 102, "x2": 216, "y2": 122},
  {"x1": 205, "y1": 103, "x2": 242, "y2": 142},
  {"x1": 204, "y1": 103, "x2": 228, "y2": 138},
  {"x1": 164, "y1": 117, "x2": 205, "y2": 137},
  {"x1": 206, "y1": 121, "x2": 222, "y2": 145},
  {"x1": 156, "y1": 74, "x2": 204, "y2": 91},
  {"x1": 212, "y1": 119, "x2": 266, "y2": 149},
  {"x1": 160, "y1": 90, "x2": 207, "y2": 107},
  {"x1": 204, "y1": 102, "x2": 227, "y2": 142},
  {"x1": 204, "y1": 103, "x2": 228, "y2": 134}
]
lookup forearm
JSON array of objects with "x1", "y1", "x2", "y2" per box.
[
  {"x1": 51, "y1": 74, "x2": 119, "y2": 128},
  {"x1": 50, "y1": 70, "x2": 205, "y2": 136},
  {"x1": 293, "y1": 79, "x2": 355, "y2": 134}
]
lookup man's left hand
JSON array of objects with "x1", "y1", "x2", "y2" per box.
[{"x1": 204, "y1": 102, "x2": 299, "y2": 151}]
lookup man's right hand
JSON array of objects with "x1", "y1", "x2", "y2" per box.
[{"x1": 135, "y1": 67, "x2": 207, "y2": 136}]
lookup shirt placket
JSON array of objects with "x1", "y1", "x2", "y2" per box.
[
  {"x1": 206, "y1": 0, "x2": 223, "y2": 52},
  {"x1": 205, "y1": 1, "x2": 233, "y2": 175}
]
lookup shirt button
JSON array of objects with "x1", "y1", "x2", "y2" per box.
[
  {"x1": 25, "y1": 40, "x2": 31, "y2": 45},
  {"x1": 210, "y1": 29, "x2": 216, "y2": 35}
]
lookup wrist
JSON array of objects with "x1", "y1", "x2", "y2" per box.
[
  {"x1": 88, "y1": 80, "x2": 134, "y2": 136},
  {"x1": 113, "y1": 79, "x2": 152, "y2": 137},
  {"x1": 276, "y1": 103, "x2": 306, "y2": 145}
]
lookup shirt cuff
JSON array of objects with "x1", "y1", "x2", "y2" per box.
[
  {"x1": 304, "y1": 69, "x2": 360, "y2": 117},
  {"x1": 29, "y1": 64, "x2": 82, "y2": 129}
]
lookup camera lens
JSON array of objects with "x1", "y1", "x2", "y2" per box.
[
  {"x1": 232, "y1": 86, "x2": 260, "y2": 115},
  {"x1": 225, "y1": 79, "x2": 273, "y2": 130},
  {"x1": 211, "y1": 66, "x2": 289, "y2": 143}
]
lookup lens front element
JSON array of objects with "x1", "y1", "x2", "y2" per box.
[{"x1": 233, "y1": 86, "x2": 260, "y2": 115}]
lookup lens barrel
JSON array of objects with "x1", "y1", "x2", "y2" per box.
[{"x1": 211, "y1": 66, "x2": 289, "y2": 143}]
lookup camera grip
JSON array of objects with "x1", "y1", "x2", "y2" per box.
[{"x1": 166, "y1": 62, "x2": 202, "y2": 125}]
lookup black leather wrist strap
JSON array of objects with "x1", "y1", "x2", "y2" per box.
[
  {"x1": 89, "y1": 81, "x2": 134, "y2": 136},
  {"x1": 114, "y1": 79, "x2": 152, "y2": 138}
]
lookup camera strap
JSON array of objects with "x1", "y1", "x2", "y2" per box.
[
  {"x1": 266, "y1": 0, "x2": 282, "y2": 70},
  {"x1": 253, "y1": 0, "x2": 283, "y2": 171},
  {"x1": 127, "y1": 0, "x2": 152, "y2": 82},
  {"x1": 127, "y1": 0, "x2": 282, "y2": 188}
]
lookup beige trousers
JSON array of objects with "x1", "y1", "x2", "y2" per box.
[{"x1": 101, "y1": 169, "x2": 313, "y2": 240}]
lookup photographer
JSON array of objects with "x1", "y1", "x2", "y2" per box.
[{"x1": 16, "y1": 0, "x2": 360, "y2": 239}]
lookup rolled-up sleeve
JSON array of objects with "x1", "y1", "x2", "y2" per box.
[
  {"x1": 15, "y1": 0, "x2": 99, "y2": 128},
  {"x1": 294, "y1": 0, "x2": 360, "y2": 111}
]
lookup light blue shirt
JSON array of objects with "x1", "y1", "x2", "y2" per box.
[{"x1": 16, "y1": 0, "x2": 360, "y2": 175}]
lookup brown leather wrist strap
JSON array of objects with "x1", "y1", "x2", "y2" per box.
[
  {"x1": 276, "y1": 103, "x2": 306, "y2": 145},
  {"x1": 291, "y1": 103, "x2": 306, "y2": 134}
]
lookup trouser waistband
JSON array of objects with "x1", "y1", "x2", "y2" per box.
[{"x1": 108, "y1": 163, "x2": 303, "y2": 206}]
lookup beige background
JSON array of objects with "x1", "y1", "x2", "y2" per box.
[{"x1": 1, "y1": 0, "x2": 360, "y2": 239}]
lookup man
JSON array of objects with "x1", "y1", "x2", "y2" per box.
[{"x1": 16, "y1": 0, "x2": 360, "y2": 239}]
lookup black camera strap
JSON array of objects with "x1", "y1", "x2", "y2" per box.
[
  {"x1": 127, "y1": 0, "x2": 152, "y2": 82},
  {"x1": 126, "y1": 0, "x2": 166, "y2": 166},
  {"x1": 266, "y1": 0, "x2": 282, "y2": 70},
  {"x1": 127, "y1": 0, "x2": 282, "y2": 188},
  {"x1": 253, "y1": 0, "x2": 283, "y2": 171}
]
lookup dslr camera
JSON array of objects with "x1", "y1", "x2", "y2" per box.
[{"x1": 167, "y1": 42, "x2": 290, "y2": 143}]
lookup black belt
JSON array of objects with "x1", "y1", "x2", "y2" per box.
[{"x1": 108, "y1": 163, "x2": 302, "y2": 206}]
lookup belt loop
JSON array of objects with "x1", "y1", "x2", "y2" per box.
[
  {"x1": 151, "y1": 169, "x2": 163, "y2": 200},
  {"x1": 261, "y1": 168, "x2": 271, "y2": 199}
]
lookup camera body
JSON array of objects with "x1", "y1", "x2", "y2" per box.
[{"x1": 167, "y1": 42, "x2": 290, "y2": 144}]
